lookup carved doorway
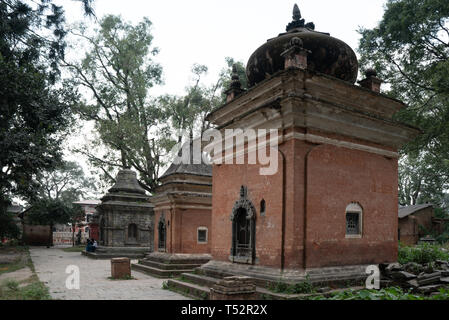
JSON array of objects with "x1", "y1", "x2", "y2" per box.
[
  {"x1": 128, "y1": 223, "x2": 138, "y2": 243},
  {"x1": 231, "y1": 186, "x2": 256, "y2": 264},
  {"x1": 158, "y1": 213, "x2": 166, "y2": 252}
]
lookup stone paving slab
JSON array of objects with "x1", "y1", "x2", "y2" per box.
[{"x1": 30, "y1": 247, "x2": 191, "y2": 300}]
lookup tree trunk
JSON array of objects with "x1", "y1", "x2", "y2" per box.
[{"x1": 72, "y1": 223, "x2": 75, "y2": 247}]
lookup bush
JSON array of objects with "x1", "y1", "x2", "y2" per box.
[
  {"x1": 269, "y1": 276, "x2": 315, "y2": 294},
  {"x1": 398, "y1": 243, "x2": 449, "y2": 265}
]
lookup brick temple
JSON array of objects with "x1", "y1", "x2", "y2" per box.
[
  {"x1": 191, "y1": 4, "x2": 421, "y2": 285},
  {"x1": 132, "y1": 141, "x2": 213, "y2": 277}
]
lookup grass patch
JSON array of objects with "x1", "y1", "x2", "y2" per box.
[
  {"x1": 0, "y1": 246, "x2": 33, "y2": 276},
  {"x1": 268, "y1": 276, "x2": 316, "y2": 295},
  {"x1": 0, "y1": 278, "x2": 51, "y2": 300},
  {"x1": 61, "y1": 246, "x2": 85, "y2": 253},
  {"x1": 0, "y1": 247, "x2": 51, "y2": 300}
]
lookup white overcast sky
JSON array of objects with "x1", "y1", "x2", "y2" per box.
[
  {"x1": 49, "y1": 0, "x2": 389, "y2": 198},
  {"x1": 60, "y1": 0, "x2": 388, "y2": 96}
]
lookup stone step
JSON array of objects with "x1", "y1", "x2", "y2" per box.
[
  {"x1": 169, "y1": 271, "x2": 366, "y2": 300},
  {"x1": 144, "y1": 253, "x2": 211, "y2": 265},
  {"x1": 138, "y1": 259, "x2": 202, "y2": 271},
  {"x1": 131, "y1": 263, "x2": 193, "y2": 278},
  {"x1": 167, "y1": 279, "x2": 210, "y2": 300},
  {"x1": 82, "y1": 251, "x2": 144, "y2": 260},
  {"x1": 179, "y1": 272, "x2": 220, "y2": 288},
  {"x1": 197, "y1": 267, "x2": 274, "y2": 288}
]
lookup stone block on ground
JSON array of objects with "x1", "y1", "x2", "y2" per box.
[
  {"x1": 440, "y1": 277, "x2": 449, "y2": 284},
  {"x1": 417, "y1": 272, "x2": 441, "y2": 286},
  {"x1": 111, "y1": 257, "x2": 131, "y2": 279},
  {"x1": 417, "y1": 284, "x2": 444, "y2": 295},
  {"x1": 390, "y1": 271, "x2": 417, "y2": 281}
]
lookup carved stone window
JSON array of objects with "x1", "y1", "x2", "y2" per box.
[
  {"x1": 230, "y1": 186, "x2": 256, "y2": 264},
  {"x1": 346, "y1": 203, "x2": 363, "y2": 238},
  {"x1": 197, "y1": 227, "x2": 208, "y2": 244}
]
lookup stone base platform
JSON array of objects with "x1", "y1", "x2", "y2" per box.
[
  {"x1": 131, "y1": 252, "x2": 212, "y2": 278},
  {"x1": 197, "y1": 260, "x2": 369, "y2": 287},
  {"x1": 166, "y1": 260, "x2": 370, "y2": 300},
  {"x1": 82, "y1": 246, "x2": 150, "y2": 260}
]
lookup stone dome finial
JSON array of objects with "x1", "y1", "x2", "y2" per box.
[
  {"x1": 292, "y1": 4, "x2": 302, "y2": 21},
  {"x1": 365, "y1": 68, "x2": 378, "y2": 78},
  {"x1": 286, "y1": 3, "x2": 315, "y2": 32}
]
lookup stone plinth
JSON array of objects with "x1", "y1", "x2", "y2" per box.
[
  {"x1": 111, "y1": 257, "x2": 131, "y2": 279},
  {"x1": 210, "y1": 276, "x2": 257, "y2": 300}
]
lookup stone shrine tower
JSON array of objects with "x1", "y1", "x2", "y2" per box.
[
  {"x1": 85, "y1": 169, "x2": 154, "y2": 259},
  {"x1": 131, "y1": 142, "x2": 212, "y2": 277},
  {"x1": 200, "y1": 4, "x2": 421, "y2": 283}
]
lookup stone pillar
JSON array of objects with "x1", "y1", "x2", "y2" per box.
[
  {"x1": 281, "y1": 37, "x2": 311, "y2": 70},
  {"x1": 210, "y1": 276, "x2": 257, "y2": 300},
  {"x1": 358, "y1": 69, "x2": 383, "y2": 93},
  {"x1": 111, "y1": 257, "x2": 131, "y2": 279}
]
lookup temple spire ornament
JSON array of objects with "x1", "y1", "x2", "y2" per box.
[
  {"x1": 358, "y1": 68, "x2": 383, "y2": 93},
  {"x1": 225, "y1": 64, "x2": 245, "y2": 103},
  {"x1": 286, "y1": 3, "x2": 315, "y2": 32},
  {"x1": 292, "y1": 4, "x2": 302, "y2": 23},
  {"x1": 281, "y1": 37, "x2": 311, "y2": 70}
]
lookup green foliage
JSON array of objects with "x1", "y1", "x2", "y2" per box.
[
  {"x1": 34, "y1": 161, "x2": 97, "y2": 203},
  {"x1": 0, "y1": 211, "x2": 20, "y2": 240},
  {"x1": 398, "y1": 243, "x2": 449, "y2": 264},
  {"x1": 26, "y1": 198, "x2": 85, "y2": 227},
  {"x1": 159, "y1": 57, "x2": 247, "y2": 158},
  {"x1": 0, "y1": 280, "x2": 51, "y2": 300},
  {"x1": 358, "y1": 0, "x2": 449, "y2": 205},
  {"x1": 67, "y1": 15, "x2": 168, "y2": 193},
  {"x1": 269, "y1": 276, "x2": 315, "y2": 294},
  {"x1": 0, "y1": 0, "x2": 94, "y2": 228},
  {"x1": 219, "y1": 57, "x2": 248, "y2": 103},
  {"x1": 5, "y1": 279, "x2": 19, "y2": 291},
  {"x1": 310, "y1": 287, "x2": 423, "y2": 300}
]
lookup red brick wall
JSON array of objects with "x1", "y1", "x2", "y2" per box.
[
  {"x1": 210, "y1": 138, "x2": 399, "y2": 270},
  {"x1": 211, "y1": 148, "x2": 284, "y2": 268},
  {"x1": 154, "y1": 207, "x2": 211, "y2": 254},
  {"x1": 305, "y1": 144, "x2": 398, "y2": 267}
]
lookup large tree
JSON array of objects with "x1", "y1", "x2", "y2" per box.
[
  {"x1": 0, "y1": 0, "x2": 94, "y2": 238},
  {"x1": 159, "y1": 58, "x2": 247, "y2": 147},
  {"x1": 358, "y1": 0, "x2": 449, "y2": 206},
  {"x1": 33, "y1": 161, "x2": 97, "y2": 202},
  {"x1": 65, "y1": 15, "x2": 171, "y2": 193}
]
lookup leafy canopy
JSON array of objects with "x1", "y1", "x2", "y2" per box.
[{"x1": 358, "y1": 0, "x2": 449, "y2": 206}]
